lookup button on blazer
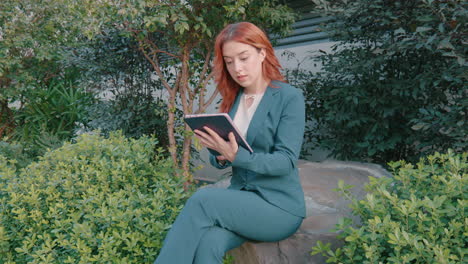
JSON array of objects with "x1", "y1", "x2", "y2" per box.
[{"x1": 210, "y1": 80, "x2": 306, "y2": 218}]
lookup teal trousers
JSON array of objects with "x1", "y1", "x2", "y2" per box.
[{"x1": 154, "y1": 187, "x2": 302, "y2": 264}]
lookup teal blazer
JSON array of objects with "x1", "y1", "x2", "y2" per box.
[{"x1": 210, "y1": 80, "x2": 306, "y2": 218}]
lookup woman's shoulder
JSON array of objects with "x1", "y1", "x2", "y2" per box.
[{"x1": 271, "y1": 80, "x2": 304, "y2": 99}]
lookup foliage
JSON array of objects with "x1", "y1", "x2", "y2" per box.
[
  {"x1": 304, "y1": 0, "x2": 467, "y2": 163},
  {"x1": 0, "y1": 132, "x2": 192, "y2": 263},
  {"x1": 281, "y1": 51, "x2": 319, "y2": 159},
  {"x1": 64, "y1": 28, "x2": 149, "y2": 84},
  {"x1": 67, "y1": 0, "x2": 296, "y2": 180},
  {"x1": 223, "y1": 254, "x2": 235, "y2": 264},
  {"x1": 72, "y1": 28, "x2": 174, "y2": 147},
  {"x1": 9, "y1": 76, "x2": 94, "y2": 158},
  {"x1": 65, "y1": 27, "x2": 162, "y2": 96},
  {"x1": 86, "y1": 91, "x2": 171, "y2": 147},
  {"x1": 0, "y1": 141, "x2": 34, "y2": 170},
  {"x1": 0, "y1": 0, "x2": 81, "y2": 97},
  {"x1": 311, "y1": 150, "x2": 467, "y2": 263},
  {"x1": 0, "y1": 0, "x2": 88, "y2": 141}
]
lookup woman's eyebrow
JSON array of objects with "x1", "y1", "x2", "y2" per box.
[{"x1": 223, "y1": 50, "x2": 249, "y2": 58}]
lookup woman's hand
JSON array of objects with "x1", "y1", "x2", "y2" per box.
[{"x1": 194, "y1": 126, "x2": 238, "y2": 162}]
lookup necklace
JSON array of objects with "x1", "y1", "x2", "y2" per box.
[
  {"x1": 245, "y1": 94, "x2": 256, "y2": 108},
  {"x1": 245, "y1": 94, "x2": 256, "y2": 100}
]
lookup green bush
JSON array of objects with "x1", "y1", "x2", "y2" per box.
[
  {"x1": 86, "y1": 93, "x2": 172, "y2": 147},
  {"x1": 311, "y1": 150, "x2": 467, "y2": 263},
  {"x1": 0, "y1": 141, "x2": 34, "y2": 170},
  {"x1": 12, "y1": 78, "x2": 94, "y2": 158},
  {"x1": 0, "y1": 131, "x2": 191, "y2": 263},
  {"x1": 76, "y1": 28, "x2": 177, "y2": 151},
  {"x1": 304, "y1": 0, "x2": 467, "y2": 163}
]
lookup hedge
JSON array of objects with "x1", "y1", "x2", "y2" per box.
[
  {"x1": 312, "y1": 150, "x2": 467, "y2": 263},
  {"x1": 0, "y1": 132, "x2": 191, "y2": 263}
]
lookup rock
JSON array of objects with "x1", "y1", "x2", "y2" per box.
[{"x1": 207, "y1": 159, "x2": 391, "y2": 264}]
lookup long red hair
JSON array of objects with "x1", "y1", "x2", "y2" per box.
[{"x1": 213, "y1": 22, "x2": 285, "y2": 113}]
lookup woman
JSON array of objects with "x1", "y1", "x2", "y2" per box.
[{"x1": 154, "y1": 21, "x2": 306, "y2": 264}]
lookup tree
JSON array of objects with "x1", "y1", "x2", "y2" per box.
[
  {"x1": 304, "y1": 0, "x2": 466, "y2": 163},
  {"x1": 69, "y1": 28, "x2": 173, "y2": 148},
  {"x1": 69, "y1": 0, "x2": 296, "y2": 181},
  {"x1": 0, "y1": 0, "x2": 83, "y2": 138}
]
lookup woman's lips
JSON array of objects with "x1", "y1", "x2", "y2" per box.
[{"x1": 237, "y1": 75, "x2": 247, "y2": 82}]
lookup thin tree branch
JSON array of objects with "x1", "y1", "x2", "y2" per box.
[
  {"x1": 178, "y1": 46, "x2": 190, "y2": 113},
  {"x1": 195, "y1": 45, "x2": 213, "y2": 93},
  {"x1": 137, "y1": 39, "x2": 173, "y2": 93},
  {"x1": 196, "y1": 75, "x2": 218, "y2": 114},
  {"x1": 197, "y1": 71, "x2": 215, "y2": 108}
]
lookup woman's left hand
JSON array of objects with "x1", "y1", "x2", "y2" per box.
[{"x1": 194, "y1": 126, "x2": 238, "y2": 162}]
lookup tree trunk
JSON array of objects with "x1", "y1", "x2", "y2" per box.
[
  {"x1": 138, "y1": 39, "x2": 218, "y2": 186},
  {"x1": 166, "y1": 89, "x2": 179, "y2": 174},
  {"x1": 0, "y1": 99, "x2": 15, "y2": 139},
  {"x1": 179, "y1": 47, "x2": 194, "y2": 182}
]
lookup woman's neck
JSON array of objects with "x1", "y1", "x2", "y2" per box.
[{"x1": 243, "y1": 77, "x2": 270, "y2": 95}]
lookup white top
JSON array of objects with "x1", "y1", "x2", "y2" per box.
[{"x1": 233, "y1": 92, "x2": 265, "y2": 138}]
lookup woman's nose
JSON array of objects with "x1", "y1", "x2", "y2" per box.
[{"x1": 234, "y1": 61, "x2": 242, "y2": 73}]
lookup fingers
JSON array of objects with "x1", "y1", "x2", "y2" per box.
[
  {"x1": 196, "y1": 127, "x2": 225, "y2": 145},
  {"x1": 228, "y1": 132, "x2": 237, "y2": 147},
  {"x1": 228, "y1": 132, "x2": 239, "y2": 152},
  {"x1": 193, "y1": 129, "x2": 209, "y2": 138},
  {"x1": 196, "y1": 136, "x2": 212, "y2": 148},
  {"x1": 194, "y1": 127, "x2": 218, "y2": 141},
  {"x1": 194, "y1": 129, "x2": 214, "y2": 143},
  {"x1": 228, "y1": 132, "x2": 236, "y2": 142},
  {"x1": 194, "y1": 129, "x2": 216, "y2": 148},
  {"x1": 194, "y1": 128, "x2": 238, "y2": 159},
  {"x1": 203, "y1": 126, "x2": 223, "y2": 141}
]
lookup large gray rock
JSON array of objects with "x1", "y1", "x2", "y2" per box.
[{"x1": 208, "y1": 160, "x2": 391, "y2": 264}]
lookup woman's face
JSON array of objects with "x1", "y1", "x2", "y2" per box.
[{"x1": 222, "y1": 41, "x2": 266, "y2": 92}]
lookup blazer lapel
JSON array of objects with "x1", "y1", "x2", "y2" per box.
[
  {"x1": 228, "y1": 90, "x2": 243, "y2": 119},
  {"x1": 246, "y1": 84, "x2": 279, "y2": 145}
]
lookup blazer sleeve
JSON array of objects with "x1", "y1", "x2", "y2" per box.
[
  {"x1": 231, "y1": 90, "x2": 305, "y2": 176},
  {"x1": 209, "y1": 153, "x2": 232, "y2": 169}
]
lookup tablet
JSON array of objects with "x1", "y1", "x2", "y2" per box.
[{"x1": 184, "y1": 113, "x2": 253, "y2": 155}]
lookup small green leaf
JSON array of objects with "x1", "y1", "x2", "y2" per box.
[{"x1": 416, "y1": 26, "x2": 432, "y2": 33}]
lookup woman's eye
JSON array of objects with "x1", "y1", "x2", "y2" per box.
[
  {"x1": 225, "y1": 61, "x2": 232, "y2": 65},
  {"x1": 240, "y1": 57, "x2": 248, "y2": 61}
]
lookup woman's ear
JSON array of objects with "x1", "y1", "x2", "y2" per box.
[{"x1": 260, "y1": 48, "x2": 266, "y2": 62}]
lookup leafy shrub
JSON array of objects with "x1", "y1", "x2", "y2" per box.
[
  {"x1": 304, "y1": 0, "x2": 467, "y2": 163},
  {"x1": 311, "y1": 150, "x2": 467, "y2": 263},
  {"x1": 281, "y1": 50, "x2": 322, "y2": 159},
  {"x1": 0, "y1": 141, "x2": 34, "y2": 170},
  {"x1": 0, "y1": 131, "x2": 191, "y2": 263},
  {"x1": 77, "y1": 28, "x2": 176, "y2": 150},
  {"x1": 12, "y1": 79, "x2": 94, "y2": 158},
  {"x1": 85, "y1": 91, "x2": 172, "y2": 147}
]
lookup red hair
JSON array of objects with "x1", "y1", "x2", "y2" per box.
[{"x1": 213, "y1": 22, "x2": 285, "y2": 113}]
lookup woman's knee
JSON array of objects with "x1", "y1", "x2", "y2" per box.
[
  {"x1": 197, "y1": 228, "x2": 226, "y2": 258},
  {"x1": 195, "y1": 227, "x2": 245, "y2": 264},
  {"x1": 188, "y1": 187, "x2": 221, "y2": 205}
]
